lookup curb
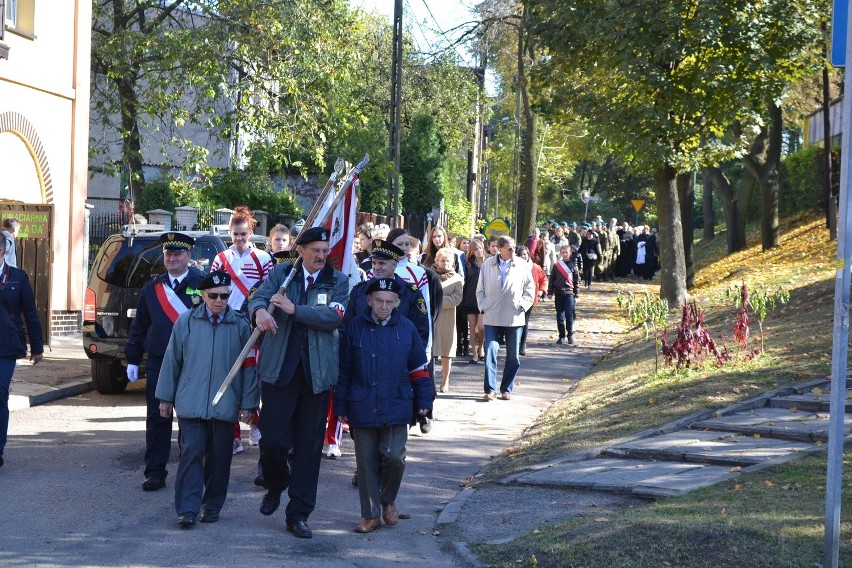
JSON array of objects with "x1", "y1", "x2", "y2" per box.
[{"x1": 9, "y1": 378, "x2": 94, "y2": 411}]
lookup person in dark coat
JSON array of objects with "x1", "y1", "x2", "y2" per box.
[
  {"x1": 335, "y1": 278, "x2": 432, "y2": 534},
  {"x1": 548, "y1": 244, "x2": 581, "y2": 344},
  {"x1": 125, "y1": 232, "x2": 203, "y2": 491},
  {"x1": 0, "y1": 237, "x2": 43, "y2": 468},
  {"x1": 579, "y1": 229, "x2": 601, "y2": 288},
  {"x1": 615, "y1": 222, "x2": 634, "y2": 278}
]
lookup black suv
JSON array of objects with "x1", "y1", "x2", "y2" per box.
[{"x1": 83, "y1": 228, "x2": 227, "y2": 394}]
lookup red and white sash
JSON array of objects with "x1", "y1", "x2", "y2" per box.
[
  {"x1": 216, "y1": 249, "x2": 264, "y2": 310},
  {"x1": 154, "y1": 282, "x2": 190, "y2": 324},
  {"x1": 555, "y1": 260, "x2": 574, "y2": 288}
]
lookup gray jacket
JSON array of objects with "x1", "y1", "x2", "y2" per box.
[
  {"x1": 476, "y1": 254, "x2": 535, "y2": 327},
  {"x1": 248, "y1": 261, "x2": 349, "y2": 393},
  {"x1": 156, "y1": 305, "x2": 258, "y2": 422}
]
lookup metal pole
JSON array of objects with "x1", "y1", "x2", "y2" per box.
[{"x1": 823, "y1": 1, "x2": 852, "y2": 562}]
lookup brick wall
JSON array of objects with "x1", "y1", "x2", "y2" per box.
[{"x1": 51, "y1": 310, "x2": 81, "y2": 336}]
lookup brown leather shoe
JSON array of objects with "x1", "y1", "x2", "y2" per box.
[
  {"x1": 382, "y1": 501, "x2": 399, "y2": 525},
  {"x1": 501, "y1": 392, "x2": 511, "y2": 400},
  {"x1": 354, "y1": 518, "x2": 381, "y2": 533}
]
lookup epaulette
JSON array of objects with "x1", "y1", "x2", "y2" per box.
[{"x1": 410, "y1": 284, "x2": 419, "y2": 292}]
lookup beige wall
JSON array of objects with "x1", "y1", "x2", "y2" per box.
[{"x1": 0, "y1": 0, "x2": 91, "y2": 316}]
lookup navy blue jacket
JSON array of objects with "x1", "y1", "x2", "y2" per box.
[
  {"x1": 344, "y1": 274, "x2": 429, "y2": 351},
  {"x1": 335, "y1": 308, "x2": 431, "y2": 428},
  {"x1": 0, "y1": 266, "x2": 43, "y2": 359},
  {"x1": 125, "y1": 267, "x2": 204, "y2": 364}
]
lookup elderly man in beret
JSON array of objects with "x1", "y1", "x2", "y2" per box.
[
  {"x1": 126, "y1": 232, "x2": 204, "y2": 492},
  {"x1": 335, "y1": 278, "x2": 432, "y2": 534},
  {"x1": 156, "y1": 270, "x2": 258, "y2": 528},
  {"x1": 250, "y1": 226, "x2": 349, "y2": 539}
]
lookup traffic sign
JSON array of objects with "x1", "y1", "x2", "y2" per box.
[
  {"x1": 482, "y1": 218, "x2": 511, "y2": 239},
  {"x1": 631, "y1": 199, "x2": 645, "y2": 213}
]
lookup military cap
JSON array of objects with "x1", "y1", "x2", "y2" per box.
[
  {"x1": 571, "y1": 244, "x2": 580, "y2": 251},
  {"x1": 294, "y1": 226, "x2": 330, "y2": 246},
  {"x1": 366, "y1": 277, "x2": 400, "y2": 295},
  {"x1": 160, "y1": 232, "x2": 194, "y2": 252},
  {"x1": 272, "y1": 250, "x2": 299, "y2": 264},
  {"x1": 560, "y1": 221, "x2": 569, "y2": 226},
  {"x1": 199, "y1": 270, "x2": 232, "y2": 290},
  {"x1": 369, "y1": 240, "x2": 404, "y2": 262}
]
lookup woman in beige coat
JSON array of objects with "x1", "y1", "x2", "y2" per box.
[{"x1": 432, "y1": 248, "x2": 464, "y2": 392}]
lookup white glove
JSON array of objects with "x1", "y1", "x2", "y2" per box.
[{"x1": 127, "y1": 364, "x2": 139, "y2": 382}]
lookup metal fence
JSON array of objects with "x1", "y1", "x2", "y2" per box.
[{"x1": 88, "y1": 210, "x2": 131, "y2": 266}]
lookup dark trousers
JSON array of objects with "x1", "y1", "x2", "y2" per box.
[
  {"x1": 582, "y1": 261, "x2": 595, "y2": 287},
  {"x1": 456, "y1": 309, "x2": 469, "y2": 356},
  {"x1": 351, "y1": 425, "x2": 408, "y2": 519},
  {"x1": 0, "y1": 358, "x2": 15, "y2": 458},
  {"x1": 520, "y1": 306, "x2": 532, "y2": 353},
  {"x1": 555, "y1": 294, "x2": 576, "y2": 340},
  {"x1": 145, "y1": 356, "x2": 173, "y2": 480},
  {"x1": 258, "y1": 369, "x2": 329, "y2": 524},
  {"x1": 174, "y1": 418, "x2": 234, "y2": 516}
]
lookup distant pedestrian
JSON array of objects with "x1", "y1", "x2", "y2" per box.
[
  {"x1": 476, "y1": 236, "x2": 535, "y2": 401},
  {"x1": 335, "y1": 278, "x2": 432, "y2": 534},
  {"x1": 0, "y1": 236, "x2": 43, "y2": 469},
  {"x1": 156, "y1": 270, "x2": 258, "y2": 528},
  {"x1": 1, "y1": 217, "x2": 19, "y2": 268},
  {"x1": 548, "y1": 244, "x2": 580, "y2": 345},
  {"x1": 432, "y1": 249, "x2": 464, "y2": 393},
  {"x1": 516, "y1": 245, "x2": 547, "y2": 356},
  {"x1": 461, "y1": 239, "x2": 485, "y2": 364}
]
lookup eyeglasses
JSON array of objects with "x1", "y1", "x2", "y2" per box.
[{"x1": 205, "y1": 292, "x2": 231, "y2": 300}]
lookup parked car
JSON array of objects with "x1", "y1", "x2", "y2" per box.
[{"x1": 82, "y1": 226, "x2": 241, "y2": 394}]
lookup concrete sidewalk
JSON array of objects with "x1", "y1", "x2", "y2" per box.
[{"x1": 9, "y1": 332, "x2": 94, "y2": 410}]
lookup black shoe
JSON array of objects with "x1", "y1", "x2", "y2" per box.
[
  {"x1": 287, "y1": 520, "x2": 312, "y2": 539},
  {"x1": 0, "y1": 456, "x2": 4, "y2": 468},
  {"x1": 198, "y1": 509, "x2": 219, "y2": 523},
  {"x1": 254, "y1": 474, "x2": 267, "y2": 488},
  {"x1": 418, "y1": 416, "x2": 432, "y2": 434},
  {"x1": 260, "y1": 493, "x2": 280, "y2": 516},
  {"x1": 177, "y1": 513, "x2": 196, "y2": 529},
  {"x1": 556, "y1": 338, "x2": 563, "y2": 345},
  {"x1": 519, "y1": 350, "x2": 526, "y2": 356},
  {"x1": 568, "y1": 337, "x2": 575, "y2": 344},
  {"x1": 142, "y1": 477, "x2": 166, "y2": 491}
]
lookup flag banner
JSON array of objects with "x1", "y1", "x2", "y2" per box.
[{"x1": 323, "y1": 177, "x2": 358, "y2": 272}]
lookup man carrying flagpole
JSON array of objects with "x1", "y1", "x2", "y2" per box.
[{"x1": 126, "y1": 232, "x2": 204, "y2": 491}]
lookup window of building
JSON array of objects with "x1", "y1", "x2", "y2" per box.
[
  {"x1": 5, "y1": 0, "x2": 15, "y2": 28},
  {"x1": 5, "y1": 0, "x2": 35, "y2": 38}
]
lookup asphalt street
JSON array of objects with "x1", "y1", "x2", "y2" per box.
[{"x1": 0, "y1": 290, "x2": 623, "y2": 568}]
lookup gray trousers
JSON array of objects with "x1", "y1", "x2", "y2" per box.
[
  {"x1": 351, "y1": 425, "x2": 408, "y2": 519},
  {"x1": 174, "y1": 418, "x2": 234, "y2": 516}
]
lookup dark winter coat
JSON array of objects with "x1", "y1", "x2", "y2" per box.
[{"x1": 0, "y1": 265, "x2": 43, "y2": 359}]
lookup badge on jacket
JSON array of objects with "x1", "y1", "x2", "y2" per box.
[{"x1": 317, "y1": 293, "x2": 328, "y2": 306}]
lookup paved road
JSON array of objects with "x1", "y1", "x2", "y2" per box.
[{"x1": 1, "y1": 287, "x2": 625, "y2": 568}]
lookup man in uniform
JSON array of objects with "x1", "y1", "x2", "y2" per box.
[
  {"x1": 250, "y1": 226, "x2": 349, "y2": 539},
  {"x1": 126, "y1": 232, "x2": 203, "y2": 491}
]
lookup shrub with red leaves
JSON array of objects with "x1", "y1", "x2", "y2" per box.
[{"x1": 661, "y1": 301, "x2": 731, "y2": 369}]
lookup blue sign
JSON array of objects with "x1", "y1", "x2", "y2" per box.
[{"x1": 833, "y1": 0, "x2": 848, "y2": 67}]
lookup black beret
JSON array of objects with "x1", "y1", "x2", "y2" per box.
[
  {"x1": 366, "y1": 277, "x2": 400, "y2": 295},
  {"x1": 368, "y1": 240, "x2": 403, "y2": 261},
  {"x1": 160, "y1": 232, "x2": 194, "y2": 251},
  {"x1": 295, "y1": 226, "x2": 330, "y2": 245},
  {"x1": 199, "y1": 270, "x2": 231, "y2": 290},
  {"x1": 272, "y1": 250, "x2": 299, "y2": 264}
]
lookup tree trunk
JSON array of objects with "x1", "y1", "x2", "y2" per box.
[
  {"x1": 701, "y1": 168, "x2": 715, "y2": 241},
  {"x1": 515, "y1": 2, "x2": 538, "y2": 243},
  {"x1": 707, "y1": 165, "x2": 750, "y2": 254},
  {"x1": 655, "y1": 165, "x2": 688, "y2": 307},
  {"x1": 759, "y1": 103, "x2": 782, "y2": 250},
  {"x1": 677, "y1": 172, "x2": 694, "y2": 290},
  {"x1": 116, "y1": 75, "x2": 145, "y2": 206}
]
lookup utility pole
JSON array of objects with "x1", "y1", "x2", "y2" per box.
[{"x1": 387, "y1": 0, "x2": 403, "y2": 227}]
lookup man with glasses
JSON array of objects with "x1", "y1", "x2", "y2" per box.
[
  {"x1": 250, "y1": 226, "x2": 349, "y2": 539},
  {"x1": 126, "y1": 232, "x2": 204, "y2": 491},
  {"x1": 476, "y1": 236, "x2": 535, "y2": 401},
  {"x1": 156, "y1": 270, "x2": 258, "y2": 528}
]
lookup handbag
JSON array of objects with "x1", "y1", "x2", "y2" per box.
[{"x1": 586, "y1": 252, "x2": 598, "y2": 260}]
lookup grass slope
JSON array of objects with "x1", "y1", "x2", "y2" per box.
[{"x1": 478, "y1": 212, "x2": 852, "y2": 567}]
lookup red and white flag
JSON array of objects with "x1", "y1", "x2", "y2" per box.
[{"x1": 321, "y1": 176, "x2": 358, "y2": 272}]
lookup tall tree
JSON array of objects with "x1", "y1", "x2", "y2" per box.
[{"x1": 532, "y1": 0, "x2": 824, "y2": 306}]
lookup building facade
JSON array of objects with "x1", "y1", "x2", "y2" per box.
[{"x1": 0, "y1": 0, "x2": 91, "y2": 338}]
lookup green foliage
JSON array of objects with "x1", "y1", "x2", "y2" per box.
[
  {"x1": 400, "y1": 112, "x2": 445, "y2": 215},
  {"x1": 780, "y1": 145, "x2": 827, "y2": 215},
  {"x1": 197, "y1": 154, "x2": 300, "y2": 217},
  {"x1": 446, "y1": 193, "x2": 475, "y2": 238},
  {"x1": 136, "y1": 177, "x2": 178, "y2": 214},
  {"x1": 616, "y1": 291, "x2": 669, "y2": 372}
]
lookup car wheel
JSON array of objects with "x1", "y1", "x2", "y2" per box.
[{"x1": 91, "y1": 360, "x2": 129, "y2": 394}]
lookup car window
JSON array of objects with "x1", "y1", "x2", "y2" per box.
[
  {"x1": 102, "y1": 239, "x2": 164, "y2": 288},
  {"x1": 192, "y1": 242, "x2": 217, "y2": 274}
]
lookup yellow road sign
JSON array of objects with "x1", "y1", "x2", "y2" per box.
[{"x1": 631, "y1": 199, "x2": 646, "y2": 213}]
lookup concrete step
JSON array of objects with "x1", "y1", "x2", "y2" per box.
[
  {"x1": 513, "y1": 458, "x2": 741, "y2": 498},
  {"x1": 691, "y1": 407, "x2": 852, "y2": 443},
  {"x1": 601, "y1": 429, "x2": 818, "y2": 467},
  {"x1": 767, "y1": 389, "x2": 852, "y2": 413}
]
